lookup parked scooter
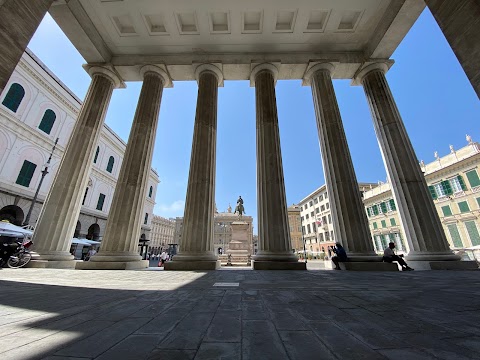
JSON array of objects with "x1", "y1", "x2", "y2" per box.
[{"x1": 0, "y1": 238, "x2": 33, "y2": 268}]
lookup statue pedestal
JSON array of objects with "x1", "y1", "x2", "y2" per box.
[{"x1": 224, "y1": 221, "x2": 252, "y2": 266}]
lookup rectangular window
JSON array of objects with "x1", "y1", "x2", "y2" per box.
[
  {"x1": 428, "y1": 185, "x2": 437, "y2": 200},
  {"x1": 324, "y1": 193, "x2": 328, "y2": 199},
  {"x1": 306, "y1": 214, "x2": 309, "y2": 219},
  {"x1": 312, "y1": 223, "x2": 316, "y2": 232},
  {"x1": 310, "y1": 211, "x2": 314, "y2": 217},
  {"x1": 447, "y1": 224, "x2": 463, "y2": 248},
  {"x1": 385, "y1": 199, "x2": 396, "y2": 212},
  {"x1": 319, "y1": 195, "x2": 323, "y2": 201},
  {"x1": 314, "y1": 198, "x2": 318, "y2": 204},
  {"x1": 373, "y1": 205, "x2": 379, "y2": 215},
  {"x1": 304, "y1": 203, "x2": 308, "y2": 209},
  {"x1": 307, "y1": 224, "x2": 311, "y2": 233},
  {"x1": 331, "y1": 231, "x2": 334, "y2": 240},
  {"x1": 328, "y1": 214, "x2": 331, "y2": 224},
  {"x1": 319, "y1": 233, "x2": 324, "y2": 242},
  {"x1": 433, "y1": 183, "x2": 446, "y2": 197},
  {"x1": 321, "y1": 205, "x2": 325, "y2": 211},
  {"x1": 315, "y1": 208, "x2": 319, "y2": 214},
  {"x1": 449, "y1": 176, "x2": 466, "y2": 193},
  {"x1": 390, "y1": 218, "x2": 396, "y2": 226},
  {"x1": 301, "y1": 216, "x2": 304, "y2": 222},
  {"x1": 458, "y1": 201, "x2": 470, "y2": 213},
  {"x1": 381, "y1": 220, "x2": 387, "y2": 228},
  {"x1": 309, "y1": 201, "x2": 313, "y2": 206},
  {"x1": 465, "y1": 221, "x2": 480, "y2": 246},
  {"x1": 441, "y1": 205, "x2": 452, "y2": 217},
  {"x1": 302, "y1": 226, "x2": 305, "y2": 234},
  {"x1": 96, "y1": 193, "x2": 106, "y2": 211},
  {"x1": 15, "y1": 160, "x2": 37, "y2": 187},
  {"x1": 466, "y1": 170, "x2": 480, "y2": 188},
  {"x1": 325, "y1": 232, "x2": 330, "y2": 241},
  {"x1": 326, "y1": 203, "x2": 329, "y2": 209},
  {"x1": 380, "y1": 202, "x2": 387, "y2": 213},
  {"x1": 373, "y1": 222, "x2": 377, "y2": 229},
  {"x1": 322, "y1": 216, "x2": 327, "y2": 225}
]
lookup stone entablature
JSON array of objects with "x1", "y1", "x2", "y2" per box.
[{"x1": 0, "y1": 50, "x2": 159, "y2": 240}]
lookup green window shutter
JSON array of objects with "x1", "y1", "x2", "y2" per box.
[
  {"x1": 381, "y1": 220, "x2": 386, "y2": 228},
  {"x1": 465, "y1": 221, "x2": 480, "y2": 246},
  {"x1": 96, "y1": 193, "x2": 106, "y2": 211},
  {"x1": 106, "y1": 156, "x2": 114, "y2": 173},
  {"x1": 2, "y1": 83, "x2": 25, "y2": 112},
  {"x1": 447, "y1": 224, "x2": 463, "y2": 248},
  {"x1": 390, "y1": 218, "x2": 396, "y2": 226},
  {"x1": 94, "y1": 146, "x2": 100, "y2": 164},
  {"x1": 428, "y1": 186, "x2": 437, "y2": 200},
  {"x1": 15, "y1": 160, "x2": 37, "y2": 187},
  {"x1": 458, "y1": 201, "x2": 470, "y2": 213},
  {"x1": 380, "y1": 202, "x2": 387, "y2": 213},
  {"x1": 373, "y1": 222, "x2": 377, "y2": 229},
  {"x1": 38, "y1": 109, "x2": 56, "y2": 134},
  {"x1": 441, "y1": 205, "x2": 452, "y2": 217},
  {"x1": 457, "y1": 175, "x2": 467, "y2": 191},
  {"x1": 373, "y1": 205, "x2": 379, "y2": 215},
  {"x1": 442, "y1": 180, "x2": 453, "y2": 195},
  {"x1": 466, "y1": 170, "x2": 480, "y2": 188},
  {"x1": 389, "y1": 199, "x2": 396, "y2": 211}
]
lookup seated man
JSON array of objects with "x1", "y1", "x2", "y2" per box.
[
  {"x1": 383, "y1": 242, "x2": 413, "y2": 271},
  {"x1": 331, "y1": 243, "x2": 348, "y2": 270}
]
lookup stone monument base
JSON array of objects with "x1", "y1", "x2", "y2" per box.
[
  {"x1": 27, "y1": 260, "x2": 77, "y2": 269},
  {"x1": 164, "y1": 260, "x2": 221, "y2": 271},
  {"x1": 75, "y1": 260, "x2": 148, "y2": 270},
  {"x1": 252, "y1": 260, "x2": 306, "y2": 270}
]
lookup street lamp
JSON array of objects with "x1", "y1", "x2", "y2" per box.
[{"x1": 23, "y1": 138, "x2": 59, "y2": 227}]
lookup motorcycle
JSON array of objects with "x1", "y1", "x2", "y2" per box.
[{"x1": 0, "y1": 239, "x2": 33, "y2": 268}]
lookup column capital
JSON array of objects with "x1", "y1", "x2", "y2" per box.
[
  {"x1": 250, "y1": 63, "x2": 279, "y2": 87},
  {"x1": 352, "y1": 61, "x2": 393, "y2": 85},
  {"x1": 302, "y1": 63, "x2": 335, "y2": 86},
  {"x1": 194, "y1": 63, "x2": 224, "y2": 87},
  {"x1": 140, "y1": 65, "x2": 173, "y2": 88},
  {"x1": 83, "y1": 64, "x2": 126, "y2": 89}
]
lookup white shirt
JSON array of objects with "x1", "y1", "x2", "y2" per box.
[
  {"x1": 87, "y1": 249, "x2": 97, "y2": 257},
  {"x1": 383, "y1": 247, "x2": 395, "y2": 257},
  {"x1": 160, "y1": 252, "x2": 168, "y2": 260}
]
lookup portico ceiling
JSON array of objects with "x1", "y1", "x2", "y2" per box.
[{"x1": 49, "y1": 0, "x2": 425, "y2": 81}]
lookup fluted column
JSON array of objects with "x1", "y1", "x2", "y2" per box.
[
  {"x1": 357, "y1": 63, "x2": 459, "y2": 261},
  {"x1": 88, "y1": 66, "x2": 169, "y2": 270},
  {"x1": 0, "y1": 0, "x2": 54, "y2": 94},
  {"x1": 304, "y1": 63, "x2": 378, "y2": 261},
  {"x1": 251, "y1": 64, "x2": 305, "y2": 270},
  {"x1": 424, "y1": 0, "x2": 480, "y2": 99},
  {"x1": 31, "y1": 66, "x2": 123, "y2": 268},
  {"x1": 165, "y1": 64, "x2": 222, "y2": 270}
]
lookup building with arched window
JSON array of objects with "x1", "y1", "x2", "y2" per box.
[{"x1": 0, "y1": 49, "x2": 159, "y2": 241}]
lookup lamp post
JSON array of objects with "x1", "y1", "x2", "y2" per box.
[{"x1": 23, "y1": 138, "x2": 59, "y2": 227}]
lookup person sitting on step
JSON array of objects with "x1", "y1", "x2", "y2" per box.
[
  {"x1": 383, "y1": 242, "x2": 414, "y2": 271},
  {"x1": 331, "y1": 243, "x2": 348, "y2": 270}
]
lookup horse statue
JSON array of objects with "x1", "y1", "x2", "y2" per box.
[{"x1": 234, "y1": 196, "x2": 245, "y2": 217}]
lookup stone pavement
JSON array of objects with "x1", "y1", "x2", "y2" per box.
[{"x1": 1, "y1": 268, "x2": 480, "y2": 360}]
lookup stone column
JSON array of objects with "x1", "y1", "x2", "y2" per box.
[
  {"x1": 165, "y1": 64, "x2": 223, "y2": 270},
  {"x1": 424, "y1": 0, "x2": 480, "y2": 99},
  {"x1": 357, "y1": 63, "x2": 459, "y2": 262},
  {"x1": 85, "y1": 66, "x2": 170, "y2": 270},
  {"x1": 251, "y1": 64, "x2": 305, "y2": 270},
  {"x1": 0, "y1": 0, "x2": 54, "y2": 94},
  {"x1": 31, "y1": 66, "x2": 123, "y2": 268},
  {"x1": 304, "y1": 63, "x2": 378, "y2": 261}
]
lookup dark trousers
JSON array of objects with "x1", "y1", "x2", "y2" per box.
[{"x1": 384, "y1": 255, "x2": 408, "y2": 267}]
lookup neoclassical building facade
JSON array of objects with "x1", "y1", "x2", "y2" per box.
[
  {"x1": 0, "y1": 0, "x2": 478, "y2": 270},
  {"x1": 364, "y1": 138, "x2": 480, "y2": 253},
  {"x1": 0, "y1": 49, "x2": 159, "y2": 242},
  {"x1": 150, "y1": 215, "x2": 175, "y2": 253}
]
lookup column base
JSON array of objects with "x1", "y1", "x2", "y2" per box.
[
  {"x1": 164, "y1": 260, "x2": 221, "y2": 271},
  {"x1": 405, "y1": 260, "x2": 478, "y2": 271},
  {"x1": 27, "y1": 259, "x2": 77, "y2": 269},
  {"x1": 76, "y1": 260, "x2": 149, "y2": 270},
  {"x1": 252, "y1": 260, "x2": 306, "y2": 270},
  {"x1": 405, "y1": 252, "x2": 461, "y2": 261},
  {"x1": 338, "y1": 262, "x2": 399, "y2": 271}
]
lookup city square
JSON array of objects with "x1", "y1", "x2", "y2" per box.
[{"x1": 0, "y1": 0, "x2": 480, "y2": 359}]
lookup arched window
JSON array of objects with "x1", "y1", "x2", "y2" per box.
[
  {"x1": 144, "y1": 213, "x2": 149, "y2": 225},
  {"x1": 106, "y1": 156, "x2": 114, "y2": 173},
  {"x1": 2, "y1": 83, "x2": 25, "y2": 112},
  {"x1": 38, "y1": 109, "x2": 56, "y2": 134},
  {"x1": 148, "y1": 186, "x2": 153, "y2": 198},
  {"x1": 93, "y1": 146, "x2": 99, "y2": 164}
]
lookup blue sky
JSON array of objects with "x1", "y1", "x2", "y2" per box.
[{"x1": 28, "y1": 9, "x2": 479, "y2": 234}]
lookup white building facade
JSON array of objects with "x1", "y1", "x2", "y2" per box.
[
  {"x1": 150, "y1": 215, "x2": 175, "y2": 253},
  {"x1": 0, "y1": 49, "x2": 159, "y2": 241}
]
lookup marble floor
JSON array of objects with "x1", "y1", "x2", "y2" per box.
[{"x1": 0, "y1": 267, "x2": 479, "y2": 359}]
